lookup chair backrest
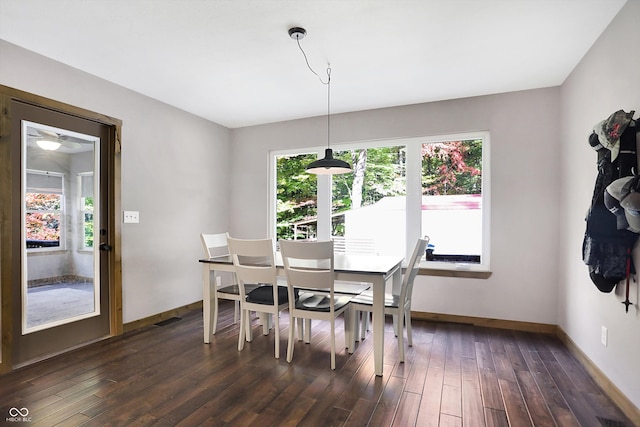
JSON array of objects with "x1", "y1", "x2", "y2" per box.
[
  {"x1": 400, "y1": 237, "x2": 430, "y2": 308},
  {"x1": 279, "y1": 240, "x2": 335, "y2": 291},
  {"x1": 200, "y1": 233, "x2": 230, "y2": 258},
  {"x1": 226, "y1": 235, "x2": 277, "y2": 293}
]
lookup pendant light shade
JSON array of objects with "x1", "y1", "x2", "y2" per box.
[
  {"x1": 306, "y1": 148, "x2": 351, "y2": 175},
  {"x1": 36, "y1": 139, "x2": 61, "y2": 151}
]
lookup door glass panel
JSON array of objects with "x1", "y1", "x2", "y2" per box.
[{"x1": 22, "y1": 121, "x2": 100, "y2": 333}]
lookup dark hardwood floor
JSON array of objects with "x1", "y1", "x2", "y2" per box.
[{"x1": 0, "y1": 302, "x2": 634, "y2": 426}]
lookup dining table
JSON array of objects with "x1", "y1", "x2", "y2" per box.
[{"x1": 199, "y1": 252, "x2": 403, "y2": 376}]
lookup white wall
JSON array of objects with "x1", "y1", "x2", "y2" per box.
[
  {"x1": 230, "y1": 87, "x2": 562, "y2": 326},
  {"x1": 558, "y1": 0, "x2": 640, "y2": 410},
  {"x1": 0, "y1": 39, "x2": 232, "y2": 323}
]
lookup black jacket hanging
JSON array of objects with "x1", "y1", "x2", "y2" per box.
[{"x1": 583, "y1": 111, "x2": 638, "y2": 292}]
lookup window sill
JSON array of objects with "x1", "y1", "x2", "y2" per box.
[
  {"x1": 417, "y1": 261, "x2": 492, "y2": 279},
  {"x1": 27, "y1": 249, "x2": 67, "y2": 256}
]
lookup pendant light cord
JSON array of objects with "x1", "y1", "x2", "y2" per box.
[
  {"x1": 326, "y1": 66, "x2": 331, "y2": 149},
  {"x1": 295, "y1": 36, "x2": 330, "y2": 85},
  {"x1": 292, "y1": 31, "x2": 333, "y2": 150}
]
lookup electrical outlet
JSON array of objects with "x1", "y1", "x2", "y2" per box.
[
  {"x1": 123, "y1": 211, "x2": 140, "y2": 223},
  {"x1": 601, "y1": 326, "x2": 608, "y2": 347}
]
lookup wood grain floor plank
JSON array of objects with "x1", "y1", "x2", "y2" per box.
[
  {"x1": 297, "y1": 381, "x2": 354, "y2": 427},
  {"x1": 475, "y1": 341, "x2": 496, "y2": 372},
  {"x1": 479, "y1": 370, "x2": 504, "y2": 411},
  {"x1": 543, "y1": 359, "x2": 615, "y2": 427},
  {"x1": 416, "y1": 366, "x2": 444, "y2": 426},
  {"x1": 441, "y1": 384, "x2": 462, "y2": 417},
  {"x1": 344, "y1": 397, "x2": 377, "y2": 426},
  {"x1": 368, "y1": 375, "x2": 406, "y2": 427},
  {"x1": 335, "y1": 358, "x2": 381, "y2": 411},
  {"x1": 403, "y1": 338, "x2": 431, "y2": 394},
  {"x1": 52, "y1": 413, "x2": 92, "y2": 427},
  {"x1": 503, "y1": 336, "x2": 530, "y2": 373},
  {"x1": 30, "y1": 394, "x2": 102, "y2": 427},
  {"x1": 391, "y1": 391, "x2": 421, "y2": 427},
  {"x1": 492, "y1": 352, "x2": 517, "y2": 382},
  {"x1": 460, "y1": 323, "x2": 477, "y2": 359},
  {"x1": 550, "y1": 344, "x2": 602, "y2": 393},
  {"x1": 518, "y1": 346, "x2": 581, "y2": 427},
  {"x1": 439, "y1": 413, "x2": 463, "y2": 427},
  {"x1": 498, "y1": 378, "x2": 533, "y2": 427},
  {"x1": 513, "y1": 369, "x2": 555, "y2": 426},
  {"x1": 484, "y1": 407, "x2": 510, "y2": 427},
  {"x1": 461, "y1": 357, "x2": 484, "y2": 427},
  {"x1": 428, "y1": 323, "x2": 449, "y2": 370}
]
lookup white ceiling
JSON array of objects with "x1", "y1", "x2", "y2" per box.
[{"x1": 0, "y1": 0, "x2": 627, "y2": 128}]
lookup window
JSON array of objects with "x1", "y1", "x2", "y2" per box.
[
  {"x1": 25, "y1": 170, "x2": 65, "y2": 250},
  {"x1": 421, "y1": 138, "x2": 483, "y2": 264},
  {"x1": 275, "y1": 152, "x2": 318, "y2": 240},
  {"x1": 271, "y1": 131, "x2": 490, "y2": 271},
  {"x1": 79, "y1": 172, "x2": 94, "y2": 249},
  {"x1": 331, "y1": 145, "x2": 407, "y2": 256}
]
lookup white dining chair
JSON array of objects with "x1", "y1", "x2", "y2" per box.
[
  {"x1": 351, "y1": 237, "x2": 429, "y2": 363},
  {"x1": 227, "y1": 235, "x2": 289, "y2": 358},
  {"x1": 279, "y1": 239, "x2": 352, "y2": 370},
  {"x1": 200, "y1": 233, "x2": 260, "y2": 334}
]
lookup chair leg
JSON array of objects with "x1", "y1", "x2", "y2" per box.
[
  {"x1": 406, "y1": 309, "x2": 413, "y2": 347},
  {"x1": 233, "y1": 300, "x2": 239, "y2": 324},
  {"x1": 344, "y1": 308, "x2": 352, "y2": 353},
  {"x1": 274, "y1": 312, "x2": 280, "y2": 359},
  {"x1": 304, "y1": 319, "x2": 311, "y2": 343},
  {"x1": 360, "y1": 311, "x2": 368, "y2": 340},
  {"x1": 330, "y1": 317, "x2": 336, "y2": 370},
  {"x1": 211, "y1": 276, "x2": 221, "y2": 335},
  {"x1": 238, "y1": 309, "x2": 246, "y2": 351},
  {"x1": 297, "y1": 318, "x2": 304, "y2": 341},
  {"x1": 287, "y1": 316, "x2": 296, "y2": 363},
  {"x1": 393, "y1": 313, "x2": 399, "y2": 337},
  {"x1": 350, "y1": 308, "x2": 358, "y2": 349},
  {"x1": 245, "y1": 310, "x2": 253, "y2": 343},
  {"x1": 211, "y1": 294, "x2": 219, "y2": 336},
  {"x1": 397, "y1": 309, "x2": 405, "y2": 363},
  {"x1": 260, "y1": 313, "x2": 271, "y2": 335}
]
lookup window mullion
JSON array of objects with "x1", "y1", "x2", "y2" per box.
[
  {"x1": 316, "y1": 173, "x2": 332, "y2": 241},
  {"x1": 406, "y1": 142, "x2": 422, "y2": 260}
]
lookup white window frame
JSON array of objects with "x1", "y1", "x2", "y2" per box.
[
  {"x1": 269, "y1": 131, "x2": 491, "y2": 272},
  {"x1": 414, "y1": 132, "x2": 491, "y2": 272},
  {"x1": 78, "y1": 171, "x2": 94, "y2": 251}
]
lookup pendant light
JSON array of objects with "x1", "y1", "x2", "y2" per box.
[
  {"x1": 289, "y1": 27, "x2": 352, "y2": 175},
  {"x1": 36, "y1": 139, "x2": 61, "y2": 151}
]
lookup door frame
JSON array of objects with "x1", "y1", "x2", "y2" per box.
[{"x1": 0, "y1": 84, "x2": 123, "y2": 373}]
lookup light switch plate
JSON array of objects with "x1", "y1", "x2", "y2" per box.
[{"x1": 123, "y1": 211, "x2": 140, "y2": 223}]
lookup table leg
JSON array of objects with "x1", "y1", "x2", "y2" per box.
[
  {"x1": 202, "y1": 264, "x2": 214, "y2": 344},
  {"x1": 372, "y1": 265, "x2": 402, "y2": 376},
  {"x1": 372, "y1": 276, "x2": 385, "y2": 376}
]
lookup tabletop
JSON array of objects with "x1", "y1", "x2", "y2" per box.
[{"x1": 200, "y1": 252, "x2": 403, "y2": 277}]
